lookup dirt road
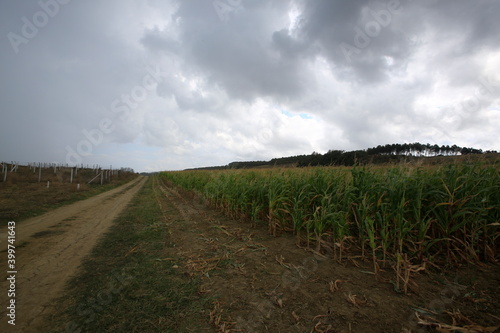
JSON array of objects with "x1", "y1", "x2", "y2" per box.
[{"x1": 0, "y1": 176, "x2": 146, "y2": 332}]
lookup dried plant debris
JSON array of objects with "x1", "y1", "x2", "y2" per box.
[
  {"x1": 415, "y1": 311, "x2": 500, "y2": 333},
  {"x1": 209, "y1": 301, "x2": 239, "y2": 333},
  {"x1": 329, "y1": 279, "x2": 347, "y2": 292},
  {"x1": 345, "y1": 291, "x2": 368, "y2": 307}
]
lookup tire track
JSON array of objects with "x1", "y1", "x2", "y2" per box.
[{"x1": 0, "y1": 176, "x2": 147, "y2": 332}]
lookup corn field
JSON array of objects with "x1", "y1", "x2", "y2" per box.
[{"x1": 161, "y1": 164, "x2": 499, "y2": 290}]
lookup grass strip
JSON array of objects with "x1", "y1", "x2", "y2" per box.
[{"x1": 52, "y1": 177, "x2": 210, "y2": 332}]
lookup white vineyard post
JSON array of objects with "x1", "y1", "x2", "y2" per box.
[
  {"x1": 70, "y1": 168, "x2": 74, "y2": 184},
  {"x1": 47, "y1": 181, "x2": 50, "y2": 188},
  {"x1": 54, "y1": 163, "x2": 63, "y2": 183},
  {"x1": 3, "y1": 163, "x2": 7, "y2": 182},
  {"x1": 77, "y1": 183, "x2": 80, "y2": 190}
]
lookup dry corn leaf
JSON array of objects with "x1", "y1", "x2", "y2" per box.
[
  {"x1": 312, "y1": 321, "x2": 334, "y2": 333},
  {"x1": 124, "y1": 245, "x2": 139, "y2": 257},
  {"x1": 345, "y1": 292, "x2": 367, "y2": 307},
  {"x1": 329, "y1": 279, "x2": 346, "y2": 292},
  {"x1": 209, "y1": 301, "x2": 238, "y2": 333},
  {"x1": 275, "y1": 254, "x2": 290, "y2": 268},
  {"x1": 276, "y1": 298, "x2": 284, "y2": 308},
  {"x1": 416, "y1": 312, "x2": 500, "y2": 333}
]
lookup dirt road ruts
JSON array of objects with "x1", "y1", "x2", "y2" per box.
[{"x1": 0, "y1": 176, "x2": 147, "y2": 332}]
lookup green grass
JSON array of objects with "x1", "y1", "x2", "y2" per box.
[{"x1": 53, "y1": 177, "x2": 210, "y2": 332}]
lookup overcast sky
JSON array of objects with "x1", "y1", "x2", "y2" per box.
[{"x1": 1, "y1": 0, "x2": 499, "y2": 171}]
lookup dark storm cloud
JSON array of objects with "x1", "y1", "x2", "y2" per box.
[
  {"x1": 285, "y1": 0, "x2": 500, "y2": 84},
  {"x1": 1, "y1": 1, "x2": 156, "y2": 165},
  {"x1": 141, "y1": 0, "x2": 313, "y2": 101}
]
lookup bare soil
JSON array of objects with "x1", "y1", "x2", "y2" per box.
[{"x1": 0, "y1": 176, "x2": 147, "y2": 333}]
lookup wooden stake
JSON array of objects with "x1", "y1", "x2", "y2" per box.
[{"x1": 88, "y1": 172, "x2": 102, "y2": 184}]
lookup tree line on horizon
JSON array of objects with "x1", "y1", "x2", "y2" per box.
[{"x1": 190, "y1": 142, "x2": 497, "y2": 170}]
